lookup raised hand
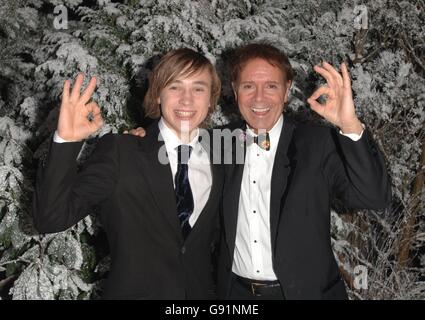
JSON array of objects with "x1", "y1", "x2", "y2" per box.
[
  {"x1": 307, "y1": 62, "x2": 363, "y2": 134},
  {"x1": 57, "y1": 73, "x2": 104, "y2": 141}
]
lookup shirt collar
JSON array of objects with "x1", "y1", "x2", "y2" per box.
[
  {"x1": 158, "y1": 118, "x2": 200, "y2": 152},
  {"x1": 246, "y1": 114, "x2": 284, "y2": 151}
]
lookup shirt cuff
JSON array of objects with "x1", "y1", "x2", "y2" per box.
[
  {"x1": 339, "y1": 123, "x2": 365, "y2": 141},
  {"x1": 53, "y1": 130, "x2": 73, "y2": 143}
]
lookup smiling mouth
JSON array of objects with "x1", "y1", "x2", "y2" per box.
[
  {"x1": 251, "y1": 107, "x2": 271, "y2": 116},
  {"x1": 174, "y1": 110, "x2": 196, "y2": 119}
]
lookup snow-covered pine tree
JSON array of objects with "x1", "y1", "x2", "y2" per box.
[{"x1": 0, "y1": 0, "x2": 423, "y2": 299}]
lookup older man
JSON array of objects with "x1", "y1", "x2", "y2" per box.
[{"x1": 217, "y1": 43, "x2": 390, "y2": 300}]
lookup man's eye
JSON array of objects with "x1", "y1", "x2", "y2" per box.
[
  {"x1": 267, "y1": 84, "x2": 278, "y2": 89},
  {"x1": 194, "y1": 87, "x2": 205, "y2": 92},
  {"x1": 169, "y1": 86, "x2": 178, "y2": 90},
  {"x1": 242, "y1": 84, "x2": 253, "y2": 89}
]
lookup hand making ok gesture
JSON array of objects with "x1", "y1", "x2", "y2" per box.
[
  {"x1": 307, "y1": 62, "x2": 363, "y2": 134},
  {"x1": 57, "y1": 73, "x2": 104, "y2": 141}
]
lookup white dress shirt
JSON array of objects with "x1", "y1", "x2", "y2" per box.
[
  {"x1": 232, "y1": 115, "x2": 364, "y2": 280},
  {"x1": 53, "y1": 118, "x2": 212, "y2": 227},
  {"x1": 232, "y1": 115, "x2": 284, "y2": 280},
  {"x1": 158, "y1": 119, "x2": 212, "y2": 227}
]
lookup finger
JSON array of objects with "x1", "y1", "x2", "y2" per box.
[
  {"x1": 90, "y1": 112, "x2": 104, "y2": 129},
  {"x1": 309, "y1": 86, "x2": 333, "y2": 101},
  {"x1": 341, "y1": 63, "x2": 352, "y2": 90},
  {"x1": 94, "y1": 113, "x2": 104, "y2": 126},
  {"x1": 135, "y1": 129, "x2": 146, "y2": 137},
  {"x1": 123, "y1": 130, "x2": 129, "y2": 134},
  {"x1": 84, "y1": 102, "x2": 101, "y2": 122},
  {"x1": 85, "y1": 101, "x2": 100, "y2": 112},
  {"x1": 135, "y1": 127, "x2": 146, "y2": 137},
  {"x1": 314, "y1": 64, "x2": 335, "y2": 87},
  {"x1": 62, "y1": 79, "x2": 71, "y2": 102},
  {"x1": 322, "y1": 62, "x2": 343, "y2": 86},
  {"x1": 307, "y1": 98, "x2": 325, "y2": 117},
  {"x1": 70, "y1": 73, "x2": 84, "y2": 101},
  {"x1": 79, "y1": 76, "x2": 97, "y2": 104}
]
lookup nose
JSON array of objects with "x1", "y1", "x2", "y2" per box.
[
  {"x1": 179, "y1": 87, "x2": 193, "y2": 106},
  {"x1": 254, "y1": 86, "x2": 265, "y2": 102}
]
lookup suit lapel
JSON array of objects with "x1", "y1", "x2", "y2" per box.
[
  {"x1": 137, "y1": 122, "x2": 183, "y2": 241},
  {"x1": 222, "y1": 126, "x2": 247, "y2": 257},
  {"x1": 269, "y1": 117, "x2": 296, "y2": 254}
]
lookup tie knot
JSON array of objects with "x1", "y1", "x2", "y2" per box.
[
  {"x1": 177, "y1": 145, "x2": 192, "y2": 164},
  {"x1": 253, "y1": 132, "x2": 270, "y2": 151}
]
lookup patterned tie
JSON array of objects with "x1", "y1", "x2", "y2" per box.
[
  {"x1": 175, "y1": 145, "x2": 194, "y2": 240},
  {"x1": 253, "y1": 132, "x2": 271, "y2": 151}
]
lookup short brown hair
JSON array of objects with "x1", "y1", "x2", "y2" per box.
[
  {"x1": 231, "y1": 43, "x2": 294, "y2": 85},
  {"x1": 143, "y1": 48, "x2": 221, "y2": 119}
]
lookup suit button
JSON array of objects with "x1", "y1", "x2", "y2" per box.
[{"x1": 181, "y1": 246, "x2": 186, "y2": 254}]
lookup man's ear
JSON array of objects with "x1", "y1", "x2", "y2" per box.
[
  {"x1": 284, "y1": 80, "x2": 292, "y2": 103},
  {"x1": 157, "y1": 97, "x2": 161, "y2": 105}
]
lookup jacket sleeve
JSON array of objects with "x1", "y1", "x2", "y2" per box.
[
  {"x1": 32, "y1": 133, "x2": 119, "y2": 233},
  {"x1": 322, "y1": 128, "x2": 391, "y2": 210}
]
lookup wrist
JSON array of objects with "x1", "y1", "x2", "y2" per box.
[
  {"x1": 56, "y1": 130, "x2": 83, "y2": 142},
  {"x1": 340, "y1": 119, "x2": 363, "y2": 135}
]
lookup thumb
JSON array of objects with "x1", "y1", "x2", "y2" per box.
[
  {"x1": 92, "y1": 112, "x2": 104, "y2": 129},
  {"x1": 307, "y1": 97, "x2": 325, "y2": 117}
]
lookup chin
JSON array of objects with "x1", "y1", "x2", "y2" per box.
[
  {"x1": 181, "y1": 121, "x2": 200, "y2": 133},
  {"x1": 247, "y1": 120, "x2": 269, "y2": 131}
]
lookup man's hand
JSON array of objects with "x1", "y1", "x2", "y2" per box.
[
  {"x1": 307, "y1": 62, "x2": 363, "y2": 135},
  {"x1": 123, "y1": 127, "x2": 146, "y2": 137},
  {"x1": 57, "y1": 73, "x2": 104, "y2": 141}
]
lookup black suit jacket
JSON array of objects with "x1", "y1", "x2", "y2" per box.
[
  {"x1": 33, "y1": 121, "x2": 223, "y2": 299},
  {"x1": 217, "y1": 116, "x2": 391, "y2": 300}
]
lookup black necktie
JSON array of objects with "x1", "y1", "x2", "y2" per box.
[
  {"x1": 253, "y1": 132, "x2": 270, "y2": 151},
  {"x1": 175, "y1": 145, "x2": 193, "y2": 240}
]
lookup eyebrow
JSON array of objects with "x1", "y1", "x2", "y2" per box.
[
  {"x1": 171, "y1": 80, "x2": 209, "y2": 86},
  {"x1": 239, "y1": 81, "x2": 281, "y2": 84}
]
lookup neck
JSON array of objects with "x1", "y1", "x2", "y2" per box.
[
  {"x1": 247, "y1": 115, "x2": 283, "y2": 135},
  {"x1": 175, "y1": 129, "x2": 198, "y2": 144},
  {"x1": 247, "y1": 125, "x2": 269, "y2": 135},
  {"x1": 161, "y1": 118, "x2": 198, "y2": 144}
]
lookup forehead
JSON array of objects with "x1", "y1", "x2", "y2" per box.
[
  {"x1": 239, "y1": 58, "x2": 285, "y2": 81},
  {"x1": 170, "y1": 65, "x2": 212, "y2": 83}
]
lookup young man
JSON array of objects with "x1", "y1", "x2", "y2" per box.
[{"x1": 33, "y1": 48, "x2": 223, "y2": 299}]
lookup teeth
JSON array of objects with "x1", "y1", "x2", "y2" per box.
[
  {"x1": 175, "y1": 111, "x2": 195, "y2": 117},
  {"x1": 251, "y1": 107, "x2": 270, "y2": 112}
]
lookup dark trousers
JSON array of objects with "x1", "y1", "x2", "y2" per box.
[{"x1": 228, "y1": 273, "x2": 285, "y2": 300}]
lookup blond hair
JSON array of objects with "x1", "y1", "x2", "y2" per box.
[{"x1": 143, "y1": 48, "x2": 221, "y2": 120}]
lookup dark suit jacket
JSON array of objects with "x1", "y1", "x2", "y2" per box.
[
  {"x1": 33, "y1": 121, "x2": 223, "y2": 299},
  {"x1": 217, "y1": 116, "x2": 391, "y2": 300}
]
